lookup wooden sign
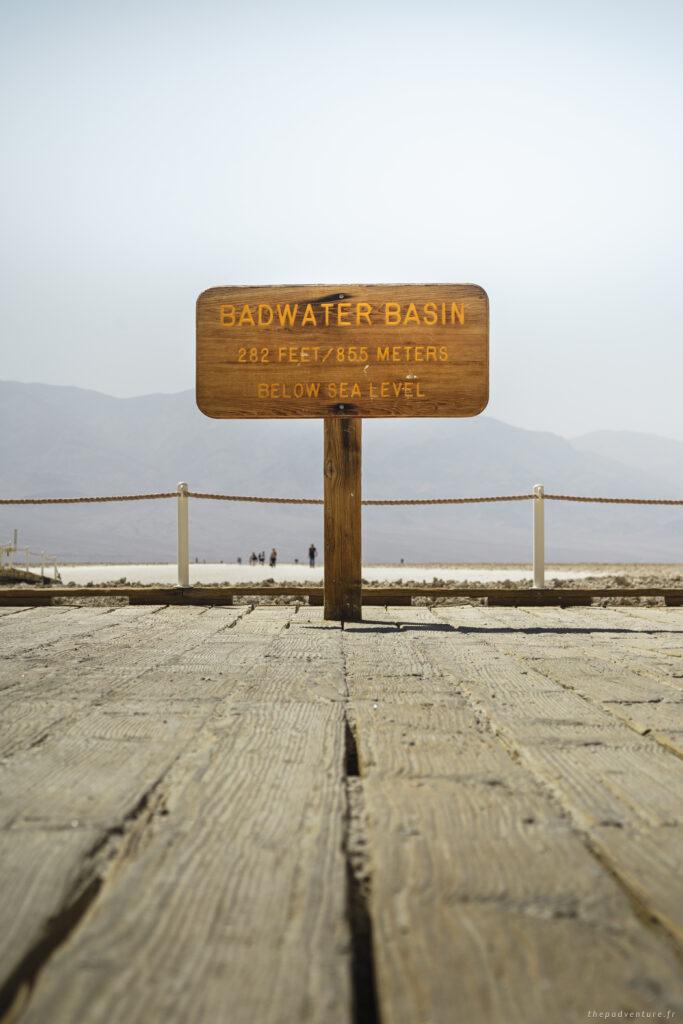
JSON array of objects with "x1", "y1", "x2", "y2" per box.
[{"x1": 196, "y1": 284, "x2": 488, "y2": 418}]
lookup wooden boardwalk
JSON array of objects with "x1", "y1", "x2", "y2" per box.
[{"x1": 0, "y1": 603, "x2": 682, "y2": 1024}]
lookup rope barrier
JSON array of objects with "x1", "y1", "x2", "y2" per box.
[
  {"x1": 0, "y1": 493, "x2": 176, "y2": 505},
  {"x1": 189, "y1": 493, "x2": 535, "y2": 505},
  {"x1": 362, "y1": 495, "x2": 533, "y2": 505},
  {"x1": 544, "y1": 494, "x2": 683, "y2": 506},
  {"x1": 1, "y1": 492, "x2": 682, "y2": 506},
  {"x1": 189, "y1": 492, "x2": 323, "y2": 505}
]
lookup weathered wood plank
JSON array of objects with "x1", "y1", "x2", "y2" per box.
[
  {"x1": 0, "y1": 605, "x2": 154, "y2": 661},
  {"x1": 0, "y1": 827, "x2": 104, "y2": 1009},
  {"x1": 0, "y1": 699, "x2": 80, "y2": 757},
  {"x1": 14, "y1": 703, "x2": 351, "y2": 1024},
  {"x1": 429, "y1": 606, "x2": 683, "y2": 943},
  {"x1": 0, "y1": 607, "x2": 260, "y2": 1006},
  {"x1": 111, "y1": 608, "x2": 322, "y2": 702},
  {"x1": 0, "y1": 605, "x2": 247, "y2": 703},
  {"x1": 0, "y1": 730, "x2": 204, "y2": 830},
  {"x1": 0, "y1": 602, "x2": 352, "y2": 1019},
  {"x1": 0, "y1": 606, "x2": 43, "y2": 618},
  {"x1": 0, "y1": 610, "x2": 234, "y2": 741},
  {"x1": 366, "y1": 780, "x2": 683, "y2": 1023},
  {"x1": 4, "y1": 603, "x2": 683, "y2": 1024},
  {"x1": 604, "y1": 604, "x2": 683, "y2": 629},
  {"x1": 344, "y1": 610, "x2": 683, "y2": 1023},
  {"x1": 513, "y1": 606, "x2": 683, "y2": 752}
]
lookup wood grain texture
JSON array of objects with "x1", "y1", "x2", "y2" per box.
[
  {"x1": 0, "y1": 605, "x2": 256, "y2": 1012},
  {"x1": 430, "y1": 605, "x2": 683, "y2": 946},
  {"x1": 196, "y1": 283, "x2": 489, "y2": 418},
  {"x1": 508, "y1": 605, "x2": 683, "y2": 754},
  {"x1": 324, "y1": 417, "x2": 362, "y2": 621},
  {"x1": 3, "y1": 606, "x2": 683, "y2": 1024},
  {"x1": 343, "y1": 609, "x2": 683, "y2": 1023},
  {"x1": 0, "y1": 605, "x2": 131, "y2": 660},
  {"x1": 2, "y1": 585, "x2": 683, "y2": 607},
  {"x1": 13, "y1": 685, "x2": 350, "y2": 1024}
]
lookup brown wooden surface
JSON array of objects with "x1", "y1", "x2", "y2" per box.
[
  {"x1": 324, "y1": 417, "x2": 362, "y2": 621},
  {"x1": 196, "y1": 283, "x2": 489, "y2": 418},
  {"x1": 2, "y1": 584, "x2": 683, "y2": 607},
  {"x1": 1, "y1": 605, "x2": 683, "y2": 1022}
]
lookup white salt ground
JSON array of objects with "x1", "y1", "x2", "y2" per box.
[{"x1": 57, "y1": 564, "x2": 610, "y2": 586}]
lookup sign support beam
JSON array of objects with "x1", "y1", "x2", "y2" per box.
[{"x1": 324, "y1": 417, "x2": 362, "y2": 622}]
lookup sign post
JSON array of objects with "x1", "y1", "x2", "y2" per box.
[
  {"x1": 324, "y1": 416, "x2": 362, "y2": 621},
  {"x1": 196, "y1": 284, "x2": 489, "y2": 621}
]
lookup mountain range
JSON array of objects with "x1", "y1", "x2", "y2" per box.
[{"x1": 1, "y1": 380, "x2": 682, "y2": 564}]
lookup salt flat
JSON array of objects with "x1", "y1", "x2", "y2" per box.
[
  {"x1": 0, "y1": 602, "x2": 682, "y2": 1023},
  {"x1": 57, "y1": 562, "x2": 610, "y2": 585}
]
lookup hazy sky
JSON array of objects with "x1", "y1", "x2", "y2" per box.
[{"x1": 2, "y1": 0, "x2": 682, "y2": 439}]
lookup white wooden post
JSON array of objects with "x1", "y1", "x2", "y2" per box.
[
  {"x1": 25, "y1": 547, "x2": 30, "y2": 571},
  {"x1": 533, "y1": 484, "x2": 545, "y2": 589},
  {"x1": 53, "y1": 558, "x2": 59, "y2": 580},
  {"x1": 177, "y1": 482, "x2": 190, "y2": 588},
  {"x1": 40, "y1": 551, "x2": 45, "y2": 584}
]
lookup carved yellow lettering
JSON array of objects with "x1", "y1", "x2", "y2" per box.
[
  {"x1": 356, "y1": 302, "x2": 372, "y2": 325},
  {"x1": 301, "y1": 303, "x2": 317, "y2": 327},
  {"x1": 376, "y1": 346, "x2": 390, "y2": 361},
  {"x1": 451, "y1": 302, "x2": 465, "y2": 325},
  {"x1": 337, "y1": 302, "x2": 351, "y2": 326},
  {"x1": 257, "y1": 304, "x2": 273, "y2": 326},
  {"x1": 404, "y1": 303, "x2": 419, "y2": 325},
  {"x1": 257, "y1": 383, "x2": 269, "y2": 398},
  {"x1": 320, "y1": 302, "x2": 334, "y2": 326},
  {"x1": 350, "y1": 383, "x2": 361, "y2": 398},
  {"x1": 306, "y1": 383, "x2": 321, "y2": 397},
  {"x1": 385, "y1": 303, "x2": 401, "y2": 325},
  {"x1": 220, "y1": 304, "x2": 236, "y2": 326},
  {"x1": 239, "y1": 304, "x2": 255, "y2": 326},
  {"x1": 276, "y1": 303, "x2": 299, "y2": 327},
  {"x1": 426, "y1": 345, "x2": 437, "y2": 361},
  {"x1": 423, "y1": 302, "x2": 437, "y2": 326},
  {"x1": 439, "y1": 346, "x2": 448, "y2": 361}
]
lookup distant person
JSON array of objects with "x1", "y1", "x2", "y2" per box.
[
  {"x1": 294, "y1": 558, "x2": 299, "y2": 564},
  {"x1": 269, "y1": 548, "x2": 277, "y2": 568},
  {"x1": 308, "y1": 543, "x2": 317, "y2": 568},
  {"x1": 249, "y1": 552, "x2": 257, "y2": 565},
  {"x1": 237, "y1": 557, "x2": 242, "y2": 564},
  {"x1": 258, "y1": 551, "x2": 265, "y2": 565}
]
